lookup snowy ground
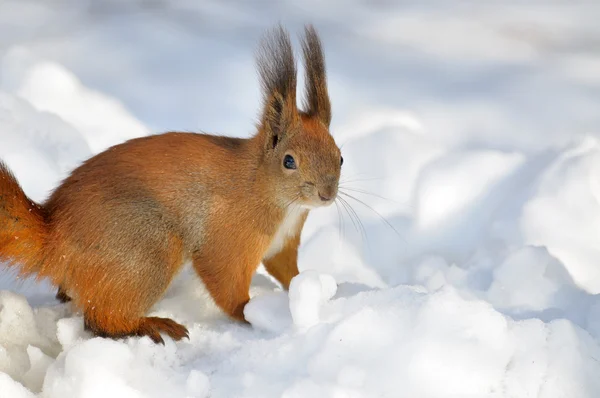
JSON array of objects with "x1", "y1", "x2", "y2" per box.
[{"x1": 1, "y1": 1, "x2": 600, "y2": 397}]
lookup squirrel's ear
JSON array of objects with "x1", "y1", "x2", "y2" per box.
[
  {"x1": 257, "y1": 25, "x2": 299, "y2": 150},
  {"x1": 301, "y1": 25, "x2": 331, "y2": 128}
]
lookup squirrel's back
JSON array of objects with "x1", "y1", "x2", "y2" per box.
[{"x1": 45, "y1": 131, "x2": 265, "y2": 260}]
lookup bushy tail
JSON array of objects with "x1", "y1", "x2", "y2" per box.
[{"x1": 0, "y1": 161, "x2": 48, "y2": 277}]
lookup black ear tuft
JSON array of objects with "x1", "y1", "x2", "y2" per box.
[
  {"x1": 257, "y1": 24, "x2": 299, "y2": 149},
  {"x1": 301, "y1": 25, "x2": 331, "y2": 127},
  {"x1": 257, "y1": 25, "x2": 297, "y2": 105}
]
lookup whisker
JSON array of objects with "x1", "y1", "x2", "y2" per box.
[
  {"x1": 338, "y1": 192, "x2": 404, "y2": 242},
  {"x1": 280, "y1": 194, "x2": 302, "y2": 225},
  {"x1": 338, "y1": 196, "x2": 369, "y2": 250},
  {"x1": 346, "y1": 198, "x2": 369, "y2": 249},
  {"x1": 337, "y1": 197, "x2": 359, "y2": 235},
  {"x1": 334, "y1": 199, "x2": 344, "y2": 244},
  {"x1": 282, "y1": 196, "x2": 298, "y2": 211},
  {"x1": 339, "y1": 187, "x2": 402, "y2": 204},
  {"x1": 339, "y1": 172, "x2": 365, "y2": 179},
  {"x1": 339, "y1": 177, "x2": 386, "y2": 185}
]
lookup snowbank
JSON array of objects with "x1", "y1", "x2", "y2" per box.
[{"x1": 2, "y1": 272, "x2": 600, "y2": 397}]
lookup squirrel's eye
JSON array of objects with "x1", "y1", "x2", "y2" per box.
[
  {"x1": 340, "y1": 156, "x2": 344, "y2": 166},
  {"x1": 283, "y1": 154, "x2": 296, "y2": 170}
]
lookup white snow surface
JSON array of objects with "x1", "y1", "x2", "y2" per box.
[{"x1": 1, "y1": 1, "x2": 600, "y2": 397}]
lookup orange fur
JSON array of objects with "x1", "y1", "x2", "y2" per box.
[
  {"x1": 0, "y1": 25, "x2": 340, "y2": 344},
  {"x1": 0, "y1": 163, "x2": 48, "y2": 277},
  {"x1": 263, "y1": 213, "x2": 307, "y2": 290}
]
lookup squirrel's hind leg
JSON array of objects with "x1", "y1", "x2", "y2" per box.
[
  {"x1": 81, "y1": 275, "x2": 190, "y2": 344},
  {"x1": 75, "y1": 233, "x2": 188, "y2": 344},
  {"x1": 84, "y1": 315, "x2": 189, "y2": 344}
]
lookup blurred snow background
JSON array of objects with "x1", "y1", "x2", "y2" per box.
[{"x1": 1, "y1": 1, "x2": 600, "y2": 397}]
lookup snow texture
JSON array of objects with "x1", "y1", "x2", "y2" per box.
[{"x1": 1, "y1": 1, "x2": 600, "y2": 397}]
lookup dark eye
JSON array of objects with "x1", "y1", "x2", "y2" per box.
[
  {"x1": 283, "y1": 154, "x2": 296, "y2": 170},
  {"x1": 340, "y1": 156, "x2": 344, "y2": 166}
]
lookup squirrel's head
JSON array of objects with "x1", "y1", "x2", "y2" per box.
[{"x1": 257, "y1": 25, "x2": 341, "y2": 210}]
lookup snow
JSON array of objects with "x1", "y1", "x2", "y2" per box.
[
  {"x1": 521, "y1": 137, "x2": 600, "y2": 293},
  {"x1": 1, "y1": 1, "x2": 600, "y2": 397},
  {"x1": 1, "y1": 47, "x2": 150, "y2": 153},
  {"x1": 287, "y1": 271, "x2": 337, "y2": 329}
]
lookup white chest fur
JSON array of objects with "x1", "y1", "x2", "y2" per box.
[{"x1": 263, "y1": 206, "x2": 307, "y2": 259}]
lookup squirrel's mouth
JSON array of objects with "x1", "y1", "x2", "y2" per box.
[
  {"x1": 317, "y1": 191, "x2": 336, "y2": 206},
  {"x1": 304, "y1": 191, "x2": 337, "y2": 208},
  {"x1": 318, "y1": 192, "x2": 333, "y2": 202},
  {"x1": 298, "y1": 181, "x2": 338, "y2": 208}
]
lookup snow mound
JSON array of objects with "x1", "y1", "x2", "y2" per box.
[
  {"x1": 522, "y1": 136, "x2": 600, "y2": 293},
  {"x1": 199, "y1": 285, "x2": 600, "y2": 397},
  {"x1": 288, "y1": 271, "x2": 337, "y2": 329},
  {"x1": 0, "y1": 291, "x2": 62, "y2": 392},
  {"x1": 2, "y1": 47, "x2": 149, "y2": 154},
  {"x1": 487, "y1": 246, "x2": 582, "y2": 314},
  {"x1": 245, "y1": 271, "x2": 338, "y2": 332},
  {"x1": 43, "y1": 338, "x2": 209, "y2": 398},
  {"x1": 0, "y1": 92, "x2": 90, "y2": 201},
  {"x1": 244, "y1": 291, "x2": 291, "y2": 333},
  {"x1": 415, "y1": 150, "x2": 524, "y2": 231}
]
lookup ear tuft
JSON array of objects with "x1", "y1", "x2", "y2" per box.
[
  {"x1": 301, "y1": 25, "x2": 331, "y2": 127},
  {"x1": 257, "y1": 24, "x2": 298, "y2": 149}
]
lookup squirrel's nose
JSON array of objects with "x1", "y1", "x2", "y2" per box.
[
  {"x1": 318, "y1": 177, "x2": 338, "y2": 202},
  {"x1": 319, "y1": 192, "x2": 332, "y2": 202}
]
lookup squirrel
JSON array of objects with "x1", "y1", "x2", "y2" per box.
[{"x1": 0, "y1": 25, "x2": 341, "y2": 344}]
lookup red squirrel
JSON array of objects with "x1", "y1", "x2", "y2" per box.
[{"x1": 0, "y1": 25, "x2": 341, "y2": 344}]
